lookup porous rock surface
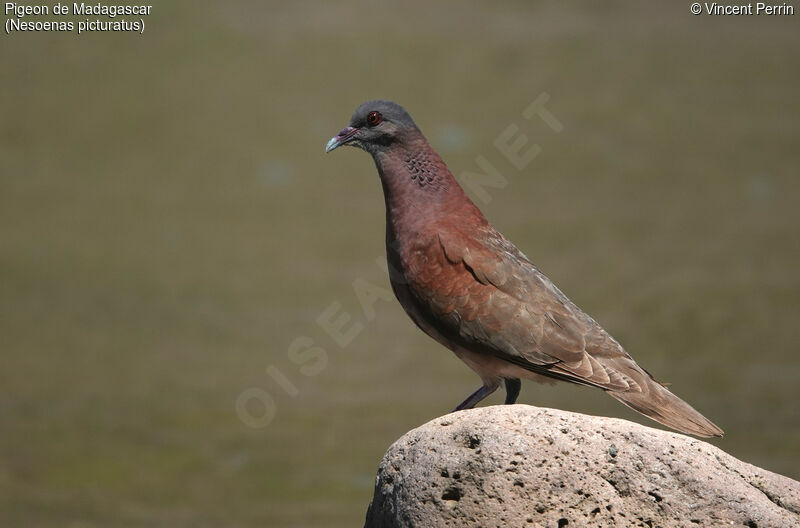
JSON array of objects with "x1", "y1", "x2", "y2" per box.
[{"x1": 364, "y1": 405, "x2": 799, "y2": 527}]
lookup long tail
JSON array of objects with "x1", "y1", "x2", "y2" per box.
[{"x1": 609, "y1": 380, "x2": 723, "y2": 438}]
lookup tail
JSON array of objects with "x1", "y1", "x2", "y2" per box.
[{"x1": 609, "y1": 380, "x2": 723, "y2": 438}]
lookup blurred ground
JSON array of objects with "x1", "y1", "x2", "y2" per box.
[{"x1": 1, "y1": 1, "x2": 798, "y2": 526}]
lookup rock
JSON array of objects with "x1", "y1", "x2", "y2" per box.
[{"x1": 363, "y1": 405, "x2": 799, "y2": 528}]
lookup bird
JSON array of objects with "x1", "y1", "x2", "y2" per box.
[{"x1": 325, "y1": 100, "x2": 723, "y2": 438}]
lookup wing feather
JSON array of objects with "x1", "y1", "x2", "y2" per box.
[{"x1": 399, "y1": 227, "x2": 647, "y2": 392}]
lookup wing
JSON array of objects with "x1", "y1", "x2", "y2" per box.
[{"x1": 407, "y1": 225, "x2": 650, "y2": 392}]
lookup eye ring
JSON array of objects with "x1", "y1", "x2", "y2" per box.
[{"x1": 366, "y1": 111, "x2": 383, "y2": 127}]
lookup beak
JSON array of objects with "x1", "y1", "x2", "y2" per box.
[{"x1": 325, "y1": 126, "x2": 359, "y2": 153}]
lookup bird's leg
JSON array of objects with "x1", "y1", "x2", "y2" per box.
[
  {"x1": 452, "y1": 382, "x2": 499, "y2": 412},
  {"x1": 504, "y1": 378, "x2": 521, "y2": 405}
]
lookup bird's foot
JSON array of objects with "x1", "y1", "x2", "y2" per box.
[
  {"x1": 452, "y1": 384, "x2": 498, "y2": 412},
  {"x1": 504, "y1": 378, "x2": 521, "y2": 405}
]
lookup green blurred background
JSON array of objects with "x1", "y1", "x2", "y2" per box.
[{"x1": 1, "y1": 1, "x2": 798, "y2": 526}]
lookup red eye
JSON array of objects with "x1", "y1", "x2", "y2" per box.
[{"x1": 366, "y1": 111, "x2": 383, "y2": 127}]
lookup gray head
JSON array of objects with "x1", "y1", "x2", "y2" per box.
[{"x1": 325, "y1": 100, "x2": 419, "y2": 155}]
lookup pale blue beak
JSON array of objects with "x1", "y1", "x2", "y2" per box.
[{"x1": 325, "y1": 126, "x2": 359, "y2": 153}]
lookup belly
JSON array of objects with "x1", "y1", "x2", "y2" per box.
[{"x1": 390, "y1": 275, "x2": 554, "y2": 387}]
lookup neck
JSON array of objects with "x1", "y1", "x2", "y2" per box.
[
  {"x1": 374, "y1": 130, "x2": 474, "y2": 211},
  {"x1": 370, "y1": 129, "x2": 487, "y2": 243}
]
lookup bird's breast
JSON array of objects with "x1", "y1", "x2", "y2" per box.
[{"x1": 384, "y1": 228, "x2": 475, "y2": 340}]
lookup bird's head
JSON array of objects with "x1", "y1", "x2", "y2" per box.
[{"x1": 325, "y1": 100, "x2": 418, "y2": 155}]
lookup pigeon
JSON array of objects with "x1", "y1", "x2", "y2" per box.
[{"x1": 325, "y1": 100, "x2": 723, "y2": 437}]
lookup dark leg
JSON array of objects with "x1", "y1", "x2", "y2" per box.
[
  {"x1": 504, "y1": 378, "x2": 521, "y2": 405},
  {"x1": 453, "y1": 383, "x2": 499, "y2": 412}
]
